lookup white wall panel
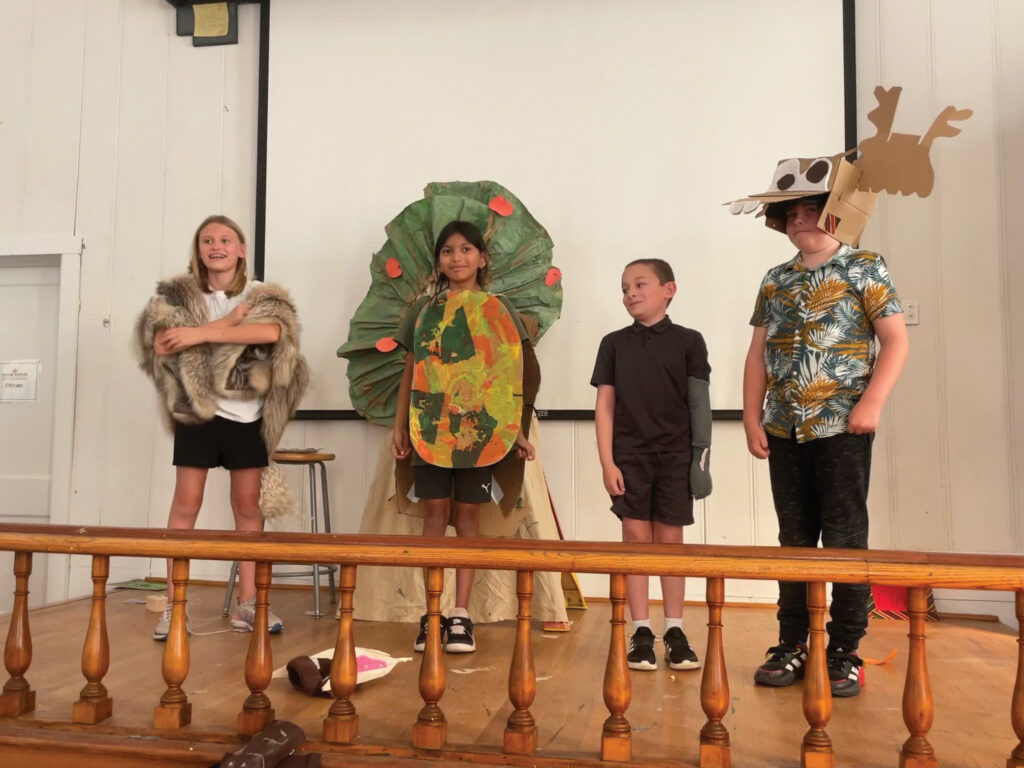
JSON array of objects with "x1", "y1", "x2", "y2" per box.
[
  {"x1": 0, "y1": 1, "x2": 35, "y2": 232},
  {"x1": 18, "y1": 0, "x2": 87, "y2": 232},
  {"x1": 0, "y1": 0, "x2": 85, "y2": 232},
  {"x1": 931, "y1": 1, "x2": 1014, "y2": 554},
  {"x1": 857, "y1": 0, "x2": 1022, "y2": 620},
  {"x1": 994, "y1": 0, "x2": 1024, "y2": 557}
]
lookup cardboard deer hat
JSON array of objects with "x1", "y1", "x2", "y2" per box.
[{"x1": 727, "y1": 86, "x2": 972, "y2": 246}]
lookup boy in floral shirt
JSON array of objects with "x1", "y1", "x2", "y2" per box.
[{"x1": 742, "y1": 193, "x2": 909, "y2": 697}]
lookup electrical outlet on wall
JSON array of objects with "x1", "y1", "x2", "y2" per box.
[{"x1": 903, "y1": 298, "x2": 919, "y2": 325}]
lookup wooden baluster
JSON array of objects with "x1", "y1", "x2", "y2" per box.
[
  {"x1": 154, "y1": 558, "x2": 192, "y2": 728},
  {"x1": 1008, "y1": 591, "x2": 1024, "y2": 768},
  {"x1": 237, "y1": 561, "x2": 275, "y2": 735},
  {"x1": 324, "y1": 564, "x2": 358, "y2": 743},
  {"x1": 700, "y1": 576, "x2": 730, "y2": 768},
  {"x1": 73, "y1": 555, "x2": 113, "y2": 723},
  {"x1": 900, "y1": 586, "x2": 938, "y2": 767},
  {"x1": 0, "y1": 551, "x2": 35, "y2": 717},
  {"x1": 801, "y1": 581, "x2": 833, "y2": 768},
  {"x1": 505, "y1": 570, "x2": 537, "y2": 755},
  {"x1": 602, "y1": 572, "x2": 631, "y2": 762},
  {"x1": 413, "y1": 566, "x2": 446, "y2": 750}
]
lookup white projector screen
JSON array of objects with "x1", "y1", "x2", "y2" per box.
[{"x1": 264, "y1": 0, "x2": 848, "y2": 414}]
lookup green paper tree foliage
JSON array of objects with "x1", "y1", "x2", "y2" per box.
[{"x1": 337, "y1": 181, "x2": 562, "y2": 425}]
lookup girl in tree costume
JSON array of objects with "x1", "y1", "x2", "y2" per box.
[{"x1": 338, "y1": 182, "x2": 567, "y2": 642}]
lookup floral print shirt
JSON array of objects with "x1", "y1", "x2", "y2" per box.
[{"x1": 750, "y1": 244, "x2": 902, "y2": 442}]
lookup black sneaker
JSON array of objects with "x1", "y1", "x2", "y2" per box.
[
  {"x1": 663, "y1": 627, "x2": 700, "y2": 670},
  {"x1": 445, "y1": 616, "x2": 476, "y2": 653},
  {"x1": 827, "y1": 648, "x2": 864, "y2": 697},
  {"x1": 627, "y1": 627, "x2": 657, "y2": 670},
  {"x1": 753, "y1": 643, "x2": 808, "y2": 687},
  {"x1": 413, "y1": 613, "x2": 447, "y2": 653}
]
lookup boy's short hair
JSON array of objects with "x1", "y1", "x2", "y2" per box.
[
  {"x1": 624, "y1": 258, "x2": 675, "y2": 285},
  {"x1": 764, "y1": 193, "x2": 830, "y2": 227}
]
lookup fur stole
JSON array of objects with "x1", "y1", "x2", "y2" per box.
[{"x1": 135, "y1": 275, "x2": 310, "y2": 519}]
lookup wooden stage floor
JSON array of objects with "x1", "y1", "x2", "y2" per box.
[{"x1": 0, "y1": 583, "x2": 1018, "y2": 767}]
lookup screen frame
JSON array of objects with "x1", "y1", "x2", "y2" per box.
[{"x1": 252, "y1": 0, "x2": 858, "y2": 422}]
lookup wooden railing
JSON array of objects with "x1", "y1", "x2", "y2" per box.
[{"x1": 0, "y1": 523, "x2": 1022, "y2": 768}]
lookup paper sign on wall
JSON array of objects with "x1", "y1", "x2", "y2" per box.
[
  {"x1": 193, "y1": 3, "x2": 230, "y2": 38},
  {"x1": 1, "y1": 361, "x2": 40, "y2": 402}
]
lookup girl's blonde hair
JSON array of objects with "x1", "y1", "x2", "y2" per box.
[{"x1": 188, "y1": 214, "x2": 248, "y2": 296}]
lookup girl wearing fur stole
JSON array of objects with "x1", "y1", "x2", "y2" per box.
[{"x1": 136, "y1": 214, "x2": 308, "y2": 639}]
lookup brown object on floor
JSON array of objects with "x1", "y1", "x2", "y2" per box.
[
  {"x1": 278, "y1": 753, "x2": 321, "y2": 768},
  {"x1": 220, "y1": 719, "x2": 305, "y2": 768},
  {"x1": 286, "y1": 656, "x2": 332, "y2": 697}
]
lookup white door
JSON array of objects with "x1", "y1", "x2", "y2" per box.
[{"x1": 0, "y1": 255, "x2": 60, "y2": 612}]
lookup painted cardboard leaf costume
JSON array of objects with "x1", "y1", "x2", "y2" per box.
[
  {"x1": 410, "y1": 290, "x2": 523, "y2": 468},
  {"x1": 726, "y1": 86, "x2": 973, "y2": 245}
]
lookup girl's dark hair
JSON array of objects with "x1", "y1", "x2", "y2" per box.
[{"x1": 433, "y1": 220, "x2": 489, "y2": 292}]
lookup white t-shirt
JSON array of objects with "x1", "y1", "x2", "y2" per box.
[{"x1": 204, "y1": 280, "x2": 264, "y2": 423}]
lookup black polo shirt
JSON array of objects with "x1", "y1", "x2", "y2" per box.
[{"x1": 590, "y1": 316, "x2": 710, "y2": 456}]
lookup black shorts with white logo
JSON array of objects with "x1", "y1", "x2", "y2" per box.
[
  {"x1": 173, "y1": 416, "x2": 268, "y2": 470},
  {"x1": 413, "y1": 463, "x2": 493, "y2": 504}
]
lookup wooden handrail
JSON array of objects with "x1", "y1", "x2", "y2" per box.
[
  {"x1": 1, "y1": 523, "x2": 1022, "y2": 768},
  {"x1": 0, "y1": 524, "x2": 1022, "y2": 589}
]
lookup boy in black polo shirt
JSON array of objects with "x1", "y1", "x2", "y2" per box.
[{"x1": 590, "y1": 258, "x2": 712, "y2": 671}]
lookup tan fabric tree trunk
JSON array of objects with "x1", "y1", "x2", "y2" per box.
[{"x1": 353, "y1": 417, "x2": 568, "y2": 624}]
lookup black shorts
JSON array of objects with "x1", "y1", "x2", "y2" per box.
[
  {"x1": 414, "y1": 463, "x2": 493, "y2": 504},
  {"x1": 173, "y1": 416, "x2": 268, "y2": 470},
  {"x1": 611, "y1": 451, "x2": 693, "y2": 526}
]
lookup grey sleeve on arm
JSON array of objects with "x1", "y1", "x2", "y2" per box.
[{"x1": 687, "y1": 375, "x2": 712, "y2": 499}]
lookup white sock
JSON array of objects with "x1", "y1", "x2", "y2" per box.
[
  {"x1": 632, "y1": 619, "x2": 652, "y2": 633},
  {"x1": 449, "y1": 606, "x2": 469, "y2": 619},
  {"x1": 664, "y1": 618, "x2": 682, "y2": 633}
]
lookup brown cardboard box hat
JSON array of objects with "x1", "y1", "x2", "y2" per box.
[
  {"x1": 726, "y1": 86, "x2": 972, "y2": 247},
  {"x1": 727, "y1": 153, "x2": 877, "y2": 247}
]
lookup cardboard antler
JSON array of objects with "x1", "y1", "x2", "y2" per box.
[
  {"x1": 921, "y1": 105, "x2": 974, "y2": 148},
  {"x1": 866, "y1": 85, "x2": 902, "y2": 138}
]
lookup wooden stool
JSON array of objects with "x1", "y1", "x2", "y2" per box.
[{"x1": 222, "y1": 451, "x2": 339, "y2": 619}]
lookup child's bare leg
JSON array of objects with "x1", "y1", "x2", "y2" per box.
[
  {"x1": 420, "y1": 497, "x2": 450, "y2": 535},
  {"x1": 230, "y1": 467, "x2": 263, "y2": 602},
  {"x1": 165, "y1": 466, "x2": 208, "y2": 584},
  {"x1": 420, "y1": 497, "x2": 450, "y2": 606},
  {"x1": 451, "y1": 501, "x2": 480, "y2": 609},
  {"x1": 654, "y1": 521, "x2": 684, "y2": 620},
  {"x1": 622, "y1": 517, "x2": 654, "y2": 622}
]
